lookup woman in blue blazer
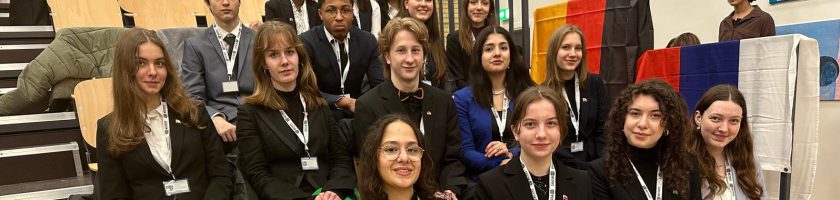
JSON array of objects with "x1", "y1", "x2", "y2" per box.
[{"x1": 455, "y1": 26, "x2": 534, "y2": 180}]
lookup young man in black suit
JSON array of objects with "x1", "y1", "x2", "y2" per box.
[
  {"x1": 299, "y1": 0, "x2": 385, "y2": 120},
  {"x1": 265, "y1": 0, "x2": 322, "y2": 34}
]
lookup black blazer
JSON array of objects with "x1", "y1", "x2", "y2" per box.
[
  {"x1": 353, "y1": 81, "x2": 469, "y2": 194},
  {"x1": 555, "y1": 74, "x2": 610, "y2": 169},
  {"x1": 236, "y1": 103, "x2": 356, "y2": 199},
  {"x1": 265, "y1": 0, "x2": 321, "y2": 33},
  {"x1": 588, "y1": 158, "x2": 702, "y2": 200},
  {"x1": 299, "y1": 25, "x2": 385, "y2": 105},
  {"x1": 96, "y1": 108, "x2": 232, "y2": 200},
  {"x1": 356, "y1": 5, "x2": 373, "y2": 32},
  {"x1": 470, "y1": 155, "x2": 592, "y2": 200},
  {"x1": 445, "y1": 30, "x2": 470, "y2": 90}
]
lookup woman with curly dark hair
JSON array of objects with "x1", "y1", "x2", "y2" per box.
[
  {"x1": 358, "y1": 114, "x2": 447, "y2": 200},
  {"x1": 588, "y1": 80, "x2": 701, "y2": 200},
  {"x1": 688, "y1": 84, "x2": 765, "y2": 200}
]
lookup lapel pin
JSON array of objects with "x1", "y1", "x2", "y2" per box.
[
  {"x1": 582, "y1": 98, "x2": 588, "y2": 103},
  {"x1": 426, "y1": 111, "x2": 432, "y2": 116},
  {"x1": 563, "y1": 194, "x2": 568, "y2": 200},
  {"x1": 175, "y1": 119, "x2": 182, "y2": 124}
]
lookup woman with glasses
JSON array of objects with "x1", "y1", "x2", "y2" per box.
[
  {"x1": 236, "y1": 21, "x2": 355, "y2": 200},
  {"x1": 471, "y1": 86, "x2": 592, "y2": 200},
  {"x1": 688, "y1": 85, "x2": 765, "y2": 200},
  {"x1": 455, "y1": 26, "x2": 534, "y2": 180},
  {"x1": 97, "y1": 28, "x2": 232, "y2": 200},
  {"x1": 353, "y1": 17, "x2": 468, "y2": 198},
  {"x1": 358, "y1": 114, "x2": 446, "y2": 199}
]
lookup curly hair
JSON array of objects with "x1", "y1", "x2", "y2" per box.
[
  {"x1": 358, "y1": 114, "x2": 440, "y2": 200},
  {"x1": 688, "y1": 84, "x2": 763, "y2": 200},
  {"x1": 603, "y1": 80, "x2": 693, "y2": 197}
]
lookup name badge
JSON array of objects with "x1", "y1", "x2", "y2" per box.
[
  {"x1": 222, "y1": 81, "x2": 239, "y2": 93},
  {"x1": 163, "y1": 179, "x2": 191, "y2": 196},
  {"x1": 301, "y1": 157, "x2": 319, "y2": 171},
  {"x1": 421, "y1": 80, "x2": 432, "y2": 86},
  {"x1": 570, "y1": 141, "x2": 584, "y2": 153}
]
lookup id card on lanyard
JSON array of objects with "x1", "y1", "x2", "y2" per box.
[
  {"x1": 561, "y1": 74, "x2": 583, "y2": 153},
  {"x1": 156, "y1": 100, "x2": 192, "y2": 196},
  {"x1": 214, "y1": 24, "x2": 241, "y2": 93},
  {"x1": 279, "y1": 95, "x2": 319, "y2": 171}
]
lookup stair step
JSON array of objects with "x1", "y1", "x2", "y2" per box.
[
  {"x1": 0, "y1": 26, "x2": 55, "y2": 45},
  {"x1": 0, "y1": 44, "x2": 48, "y2": 63},
  {"x1": 0, "y1": 63, "x2": 25, "y2": 88}
]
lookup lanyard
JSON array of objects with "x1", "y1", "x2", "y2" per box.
[
  {"x1": 521, "y1": 156, "x2": 556, "y2": 200},
  {"x1": 724, "y1": 159, "x2": 737, "y2": 200},
  {"x1": 629, "y1": 160, "x2": 662, "y2": 200},
  {"x1": 147, "y1": 99, "x2": 174, "y2": 177},
  {"x1": 560, "y1": 74, "x2": 581, "y2": 141},
  {"x1": 331, "y1": 37, "x2": 351, "y2": 94},
  {"x1": 490, "y1": 94, "x2": 509, "y2": 141},
  {"x1": 213, "y1": 24, "x2": 241, "y2": 80},
  {"x1": 279, "y1": 95, "x2": 311, "y2": 156}
]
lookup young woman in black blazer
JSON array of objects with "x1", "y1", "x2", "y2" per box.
[
  {"x1": 97, "y1": 28, "x2": 232, "y2": 200},
  {"x1": 445, "y1": 0, "x2": 498, "y2": 90},
  {"x1": 236, "y1": 21, "x2": 355, "y2": 200},
  {"x1": 472, "y1": 86, "x2": 592, "y2": 200},
  {"x1": 541, "y1": 24, "x2": 610, "y2": 169},
  {"x1": 588, "y1": 80, "x2": 702, "y2": 200},
  {"x1": 353, "y1": 17, "x2": 468, "y2": 198}
]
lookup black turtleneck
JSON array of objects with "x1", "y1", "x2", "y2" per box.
[
  {"x1": 277, "y1": 88, "x2": 304, "y2": 129},
  {"x1": 471, "y1": 26, "x2": 485, "y2": 39},
  {"x1": 628, "y1": 144, "x2": 660, "y2": 194}
]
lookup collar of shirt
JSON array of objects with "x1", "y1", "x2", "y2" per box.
[
  {"x1": 213, "y1": 22, "x2": 243, "y2": 38},
  {"x1": 146, "y1": 103, "x2": 166, "y2": 120},
  {"x1": 726, "y1": 5, "x2": 763, "y2": 24}
]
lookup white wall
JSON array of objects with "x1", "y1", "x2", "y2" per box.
[{"x1": 498, "y1": 0, "x2": 840, "y2": 198}]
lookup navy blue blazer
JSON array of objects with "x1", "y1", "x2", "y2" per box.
[{"x1": 454, "y1": 87, "x2": 518, "y2": 180}]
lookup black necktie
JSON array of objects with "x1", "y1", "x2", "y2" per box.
[
  {"x1": 338, "y1": 41, "x2": 348, "y2": 74},
  {"x1": 223, "y1": 33, "x2": 235, "y2": 58}
]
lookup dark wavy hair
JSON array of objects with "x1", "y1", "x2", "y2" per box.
[
  {"x1": 688, "y1": 84, "x2": 763, "y2": 200},
  {"x1": 469, "y1": 26, "x2": 535, "y2": 109},
  {"x1": 358, "y1": 114, "x2": 440, "y2": 200},
  {"x1": 603, "y1": 80, "x2": 693, "y2": 196}
]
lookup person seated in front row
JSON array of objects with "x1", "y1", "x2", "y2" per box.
[
  {"x1": 353, "y1": 17, "x2": 468, "y2": 198},
  {"x1": 97, "y1": 28, "x2": 231, "y2": 200},
  {"x1": 471, "y1": 86, "x2": 592, "y2": 200},
  {"x1": 235, "y1": 21, "x2": 356, "y2": 200},
  {"x1": 358, "y1": 114, "x2": 453, "y2": 200},
  {"x1": 688, "y1": 84, "x2": 765, "y2": 200},
  {"x1": 455, "y1": 26, "x2": 534, "y2": 180},
  {"x1": 588, "y1": 80, "x2": 702, "y2": 200},
  {"x1": 300, "y1": 0, "x2": 385, "y2": 121}
]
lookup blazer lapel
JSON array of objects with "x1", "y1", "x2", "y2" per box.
[
  {"x1": 168, "y1": 112, "x2": 185, "y2": 171},
  {"x1": 205, "y1": 28, "x2": 226, "y2": 63},
  {"x1": 419, "y1": 84, "x2": 436, "y2": 135},
  {"x1": 237, "y1": 25, "x2": 252, "y2": 77},
  {"x1": 622, "y1": 176, "x2": 648, "y2": 200},
  {"x1": 554, "y1": 162, "x2": 581, "y2": 200},
  {"x1": 316, "y1": 28, "x2": 342, "y2": 82},
  {"x1": 134, "y1": 141, "x2": 171, "y2": 176},
  {"x1": 380, "y1": 82, "x2": 408, "y2": 115},
  {"x1": 503, "y1": 157, "x2": 537, "y2": 200},
  {"x1": 255, "y1": 108, "x2": 305, "y2": 156}
]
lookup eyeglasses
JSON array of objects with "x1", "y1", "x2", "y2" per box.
[
  {"x1": 379, "y1": 145, "x2": 425, "y2": 161},
  {"x1": 323, "y1": 7, "x2": 353, "y2": 17}
]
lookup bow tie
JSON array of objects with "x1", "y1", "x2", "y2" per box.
[{"x1": 398, "y1": 88, "x2": 424, "y2": 102}]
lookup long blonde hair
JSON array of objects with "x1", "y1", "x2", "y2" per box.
[
  {"x1": 108, "y1": 28, "x2": 203, "y2": 157},
  {"x1": 244, "y1": 21, "x2": 326, "y2": 110},
  {"x1": 543, "y1": 24, "x2": 590, "y2": 90}
]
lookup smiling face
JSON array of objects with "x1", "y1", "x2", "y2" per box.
[
  {"x1": 480, "y1": 33, "x2": 510, "y2": 76},
  {"x1": 555, "y1": 32, "x2": 583, "y2": 73},
  {"x1": 623, "y1": 94, "x2": 666, "y2": 149},
  {"x1": 467, "y1": 0, "x2": 490, "y2": 27},
  {"x1": 263, "y1": 36, "x2": 299, "y2": 90},
  {"x1": 513, "y1": 99, "x2": 562, "y2": 161},
  {"x1": 696, "y1": 100, "x2": 743, "y2": 151},
  {"x1": 404, "y1": 0, "x2": 434, "y2": 22},
  {"x1": 377, "y1": 121, "x2": 422, "y2": 191},
  {"x1": 207, "y1": 0, "x2": 240, "y2": 24},
  {"x1": 384, "y1": 30, "x2": 424, "y2": 83},
  {"x1": 134, "y1": 42, "x2": 167, "y2": 98}
]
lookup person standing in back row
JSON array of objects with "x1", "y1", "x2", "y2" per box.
[{"x1": 719, "y1": 0, "x2": 775, "y2": 41}]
